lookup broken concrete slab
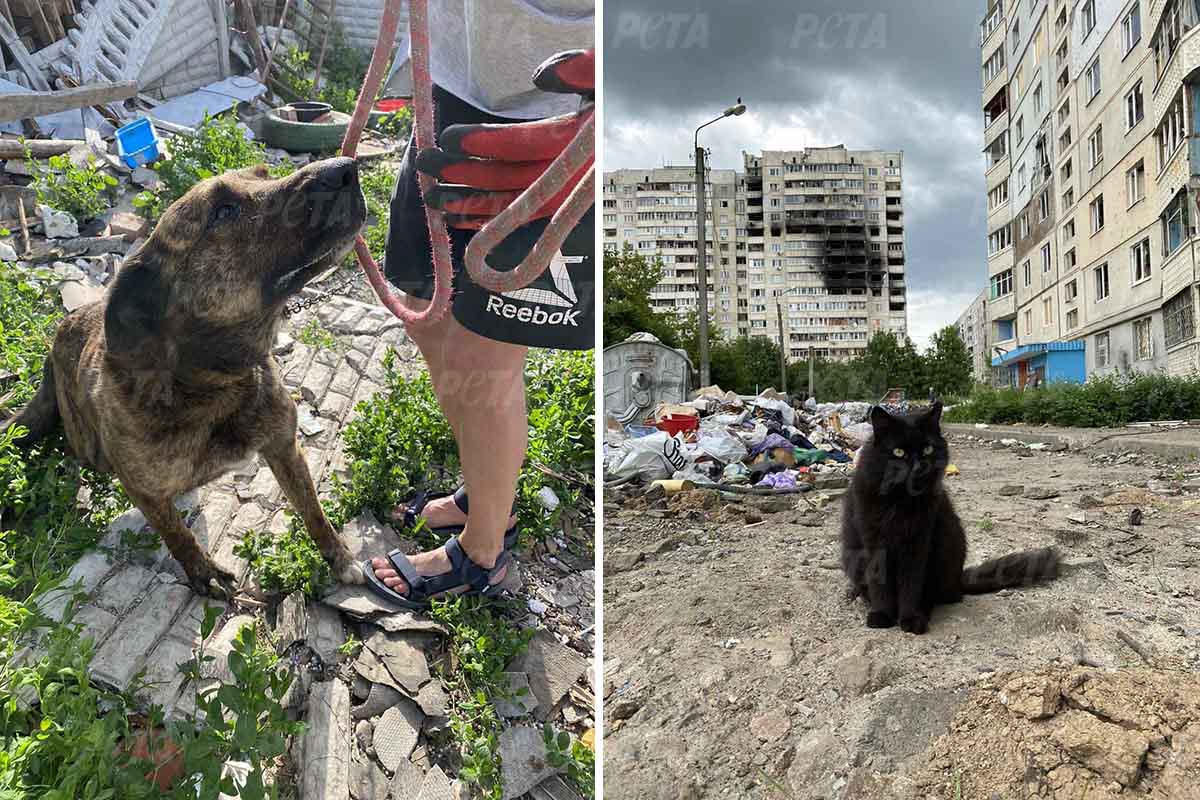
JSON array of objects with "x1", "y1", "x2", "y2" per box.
[
  {"x1": 372, "y1": 704, "x2": 420, "y2": 773},
  {"x1": 416, "y1": 765, "x2": 455, "y2": 800},
  {"x1": 351, "y1": 681, "x2": 405, "y2": 722},
  {"x1": 352, "y1": 642, "x2": 402, "y2": 694},
  {"x1": 296, "y1": 402, "x2": 326, "y2": 437},
  {"x1": 508, "y1": 631, "x2": 589, "y2": 721},
  {"x1": 308, "y1": 600, "x2": 345, "y2": 667},
  {"x1": 364, "y1": 629, "x2": 429, "y2": 694},
  {"x1": 298, "y1": 679, "x2": 352, "y2": 800},
  {"x1": 275, "y1": 591, "x2": 307, "y2": 651},
  {"x1": 389, "y1": 759, "x2": 427, "y2": 799},
  {"x1": 499, "y1": 725, "x2": 559, "y2": 800},
  {"x1": 349, "y1": 757, "x2": 390, "y2": 800},
  {"x1": 366, "y1": 608, "x2": 448, "y2": 636},
  {"x1": 39, "y1": 204, "x2": 78, "y2": 239},
  {"x1": 323, "y1": 584, "x2": 399, "y2": 618},
  {"x1": 415, "y1": 679, "x2": 449, "y2": 718},
  {"x1": 60, "y1": 280, "x2": 104, "y2": 312},
  {"x1": 340, "y1": 510, "x2": 409, "y2": 566},
  {"x1": 91, "y1": 583, "x2": 191, "y2": 688},
  {"x1": 495, "y1": 672, "x2": 538, "y2": 718}
]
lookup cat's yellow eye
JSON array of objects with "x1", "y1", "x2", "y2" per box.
[
  {"x1": 892, "y1": 447, "x2": 905, "y2": 457},
  {"x1": 923, "y1": 445, "x2": 934, "y2": 455}
]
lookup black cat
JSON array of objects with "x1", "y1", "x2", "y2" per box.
[{"x1": 840, "y1": 401, "x2": 1059, "y2": 634}]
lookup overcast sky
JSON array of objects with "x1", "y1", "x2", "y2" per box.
[{"x1": 602, "y1": 0, "x2": 988, "y2": 350}]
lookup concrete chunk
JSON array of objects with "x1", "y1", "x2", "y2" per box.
[{"x1": 298, "y1": 679, "x2": 352, "y2": 800}]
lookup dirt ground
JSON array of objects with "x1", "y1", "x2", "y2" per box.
[{"x1": 602, "y1": 435, "x2": 1200, "y2": 799}]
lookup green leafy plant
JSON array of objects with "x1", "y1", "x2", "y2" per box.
[
  {"x1": 330, "y1": 349, "x2": 459, "y2": 527},
  {"x1": 234, "y1": 514, "x2": 333, "y2": 598},
  {"x1": 359, "y1": 163, "x2": 395, "y2": 260},
  {"x1": 275, "y1": 25, "x2": 375, "y2": 115},
  {"x1": 542, "y1": 723, "x2": 595, "y2": 798},
  {"x1": 133, "y1": 115, "x2": 286, "y2": 222},
  {"x1": 430, "y1": 596, "x2": 534, "y2": 799},
  {"x1": 25, "y1": 145, "x2": 118, "y2": 222},
  {"x1": 0, "y1": 261, "x2": 62, "y2": 408},
  {"x1": 373, "y1": 106, "x2": 412, "y2": 139},
  {"x1": 173, "y1": 609, "x2": 304, "y2": 800},
  {"x1": 337, "y1": 634, "x2": 362, "y2": 658},
  {"x1": 296, "y1": 319, "x2": 342, "y2": 352},
  {"x1": 944, "y1": 372, "x2": 1200, "y2": 428}
]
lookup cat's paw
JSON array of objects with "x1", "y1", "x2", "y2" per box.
[
  {"x1": 866, "y1": 610, "x2": 895, "y2": 628},
  {"x1": 899, "y1": 613, "x2": 929, "y2": 635}
]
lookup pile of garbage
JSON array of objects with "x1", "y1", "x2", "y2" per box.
[{"x1": 604, "y1": 386, "x2": 902, "y2": 492}]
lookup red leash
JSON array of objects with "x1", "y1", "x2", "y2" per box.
[{"x1": 339, "y1": 0, "x2": 595, "y2": 326}]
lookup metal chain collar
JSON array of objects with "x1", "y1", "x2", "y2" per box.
[{"x1": 283, "y1": 266, "x2": 366, "y2": 317}]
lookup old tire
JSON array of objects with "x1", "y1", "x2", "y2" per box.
[{"x1": 261, "y1": 108, "x2": 351, "y2": 153}]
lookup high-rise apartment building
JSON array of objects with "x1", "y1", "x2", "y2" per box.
[
  {"x1": 981, "y1": 0, "x2": 1200, "y2": 386},
  {"x1": 956, "y1": 288, "x2": 992, "y2": 383},
  {"x1": 603, "y1": 145, "x2": 908, "y2": 362}
]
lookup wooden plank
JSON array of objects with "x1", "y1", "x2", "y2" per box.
[
  {"x1": 232, "y1": 0, "x2": 269, "y2": 80},
  {"x1": 18, "y1": 0, "x2": 55, "y2": 49},
  {"x1": 0, "y1": 0, "x2": 14, "y2": 28},
  {"x1": 0, "y1": 81, "x2": 138, "y2": 122},
  {"x1": 0, "y1": 137, "x2": 84, "y2": 158},
  {"x1": 312, "y1": 0, "x2": 335, "y2": 91},
  {"x1": 211, "y1": 0, "x2": 230, "y2": 79},
  {"x1": 0, "y1": 14, "x2": 51, "y2": 90},
  {"x1": 259, "y1": 0, "x2": 291, "y2": 90}
]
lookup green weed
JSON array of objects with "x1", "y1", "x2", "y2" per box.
[
  {"x1": 543, "y1": 723, "x2": 595, "y2": 798},
  {"x1": 296, "y1": 319, "x2": 342, "y2": 352},
  {"x1": 25, "y1": 145, "x2": 118, "y2": 222},
  {"x1": 234, "y1": 514, "x2": 333, "y2": 599},
  {"x1": 133, "y1": 115, "x2": 290, "y2": 222},
  {"x1": 430, "y1": 596, "x2": 533, "y2": 799}
]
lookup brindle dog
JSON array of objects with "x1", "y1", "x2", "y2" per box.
[{"x1": 1, "y1": 157, "x2": 368, "y2": 597}]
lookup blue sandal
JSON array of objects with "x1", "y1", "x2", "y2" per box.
[
  {"x1": 363, "y1": 536, "x2": 510, "y2": 610},
  {"x1": 394, "y1": 486, "x2": 520, "y2": 549}
]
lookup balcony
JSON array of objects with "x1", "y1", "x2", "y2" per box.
[
  {"x1": 989, "y1": 291, "x2": 1016, "y2": 320},
  {"x1": 984, "y1": 109, "x2": 1009, "y2": 142}
]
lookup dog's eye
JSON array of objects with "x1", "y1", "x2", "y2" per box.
[
  {"x1": 212, "y1": 203, "x2": 241, "y2": 225},
  {"x1": 892, "y1": 448, "x2": 905, "y2": 458},
  {"x1": 923, "y1": 445, "x2": 934, "y2": 455}
]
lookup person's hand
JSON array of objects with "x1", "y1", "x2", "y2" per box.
[{"x1": 414, "y1": 49, "x2": 594, "y2": 230}]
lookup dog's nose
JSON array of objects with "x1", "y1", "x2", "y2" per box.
[{"x1": 309, "y1": 157, "x2": 359, "y2": 193}]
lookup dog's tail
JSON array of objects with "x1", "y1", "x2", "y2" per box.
[
  {"x1": 962, "y1": 547, "x2": 1060, "y2": 594},
  {"x1": 0, "y1": 359, "x2": 60, "y2": 448}
]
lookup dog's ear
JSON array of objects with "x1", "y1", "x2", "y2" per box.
[{"x1": 105, "y1": 247, "x2": 167, "y2": 354}]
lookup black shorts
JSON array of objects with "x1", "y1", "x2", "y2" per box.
[{"x1": 384, "y1": 86, "x2": 595, "y2": 350}]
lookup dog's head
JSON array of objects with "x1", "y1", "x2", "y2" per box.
[{"x1": 104, "y1": 157, "x2": 367, "y2": 374}]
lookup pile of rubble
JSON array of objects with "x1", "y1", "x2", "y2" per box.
[{"x1": 603, "y1": 386, "x2": 884, "y2": 495}]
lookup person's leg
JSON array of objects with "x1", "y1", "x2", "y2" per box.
[{"x1": 371, "y1": 297, "x2": 527, "y2": 592}]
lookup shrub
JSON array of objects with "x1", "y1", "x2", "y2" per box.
[
  {"x1": 944, "y1": 372, "x2": 1200, "y2": 428},
  {"x1": 26, "y1": 147, "x2": 118, "y2": 222},
  {"x1": 133, "y1": 115, "x2": 290, "y2": 222}
]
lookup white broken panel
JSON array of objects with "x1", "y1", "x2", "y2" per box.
[
  {"x1": 139, "y1": 0, "x2": 220, "y2": 89},
  {"x1": 326, "y1": 0, "x2": 409, "y2": 52},
  {"x1": 64, "y1": 0, "x2": 179, "y2": 84}
]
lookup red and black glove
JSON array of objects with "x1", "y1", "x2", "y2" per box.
[{"x1": 414, "y1": 49, "x2": 594, "y2": 230}]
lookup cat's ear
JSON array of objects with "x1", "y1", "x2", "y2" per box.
[
  {"x1": 921, "y1": 401, "x2": 944, "y2": 430},
  {"x1": 869, "y1": 405, "x2": 896, "y2": 439}
]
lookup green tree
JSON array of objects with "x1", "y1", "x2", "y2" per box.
[
  {"x1": 925, "y1": 325, "x2": 974, "y2": 398},
  {"x1": 602, "y1": 246, "x2": 681, "y2": 347},
  {"x1": 710, "y1": 335, "x2": 783, "y2": 394}
]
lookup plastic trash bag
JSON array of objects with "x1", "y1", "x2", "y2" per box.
[
  {"x1": 757, "y1": 471, "x2": 798, "y2": 490},
  {"x1": 721, "y1": 462, "x2": 751, "y2": 484},
  {"x1": 696, "y1": 430, "x2": 749, "y2": 464},
  {"x1": 607, "y1": 430, "x2": 690, "y2": 481}
]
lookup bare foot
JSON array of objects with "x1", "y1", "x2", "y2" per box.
[
  {"x1": 370, "y1": 543, "x2": 506, "y2": 597},
  {"x1": 392, "y1": 494, "x2": 517, "y2": 530}
]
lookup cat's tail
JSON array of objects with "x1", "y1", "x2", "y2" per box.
[{"x1": 961, "y1": 547, "x2": 1060, "y2": 594}]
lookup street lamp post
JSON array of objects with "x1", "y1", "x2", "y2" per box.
[{"x1": 693, "y1": 99, "x2": 746, "y2": 389}]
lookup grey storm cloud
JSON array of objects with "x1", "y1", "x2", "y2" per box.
[{"x1": 602, "y1": 0, "x2": 992, "y2": 346}]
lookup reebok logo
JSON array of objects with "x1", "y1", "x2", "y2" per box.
[{"x1": 486, "y1": 295, "x2": 581, "y2": 326}]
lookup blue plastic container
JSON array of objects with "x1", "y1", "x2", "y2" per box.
[{"x1": 115, "y1": 118, "x2": 161, "y2": 168}]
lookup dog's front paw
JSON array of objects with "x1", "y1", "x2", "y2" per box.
[
  {"x1": 866, "y1": 610, "x2": 895, "y2": 629},
  {"x1": 323, "y1": 541, "x2": 365, "y2": 585},
  {"x1": 185, "y1": 557, "x2": 237, "y2": 600},
  {"x1": 899, "y1": 613, "x2": 929, "y2": 635}
]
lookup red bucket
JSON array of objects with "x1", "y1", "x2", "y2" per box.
[
  {"x1": 655, "y1": 414, "x2": 699, "y2": 437},
  {"x1": 374, "y1": 97, "x2": 410, "y2": 112}
]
